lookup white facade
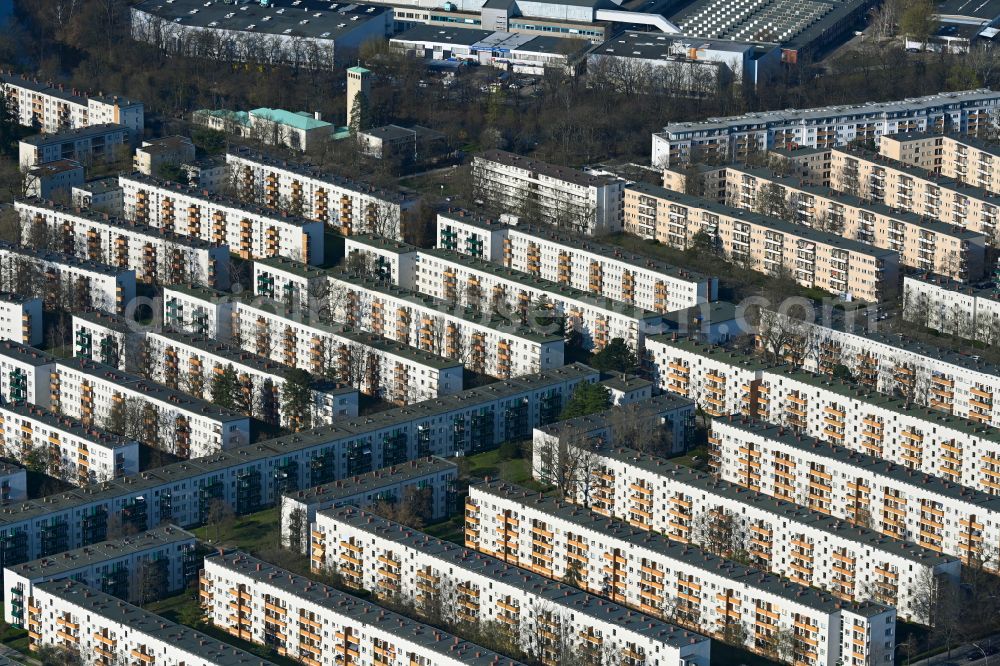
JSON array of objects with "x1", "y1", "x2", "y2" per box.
[
  {"x1": 163, "y1": 284, "x2": 233, "y2": 339},
  {"x1": 711, "y1": 418, "x2": 1000, "y2": 571},
  {"x1": 0, "y1": 293, "x2": 42, "y2": 346},
  {"x1": 0, "y1": 341, "x2": 56, "y2": 407},
  {"x1": 903, "y1": 274, "x2": 1000, "y2": 342},
  {"x1": 652, "y1": 88, "x2": 1000, "y2": 167},
  {"x1": 436, "y1": 210, "x2": 717, "y2": 313},
  {"x1": 15, "y1": 199, "x2": 231, "y2": 289},
  {"x1": 0, "y1": 241, "x2": 136, "y2": 315},
  {"x1": 0, "y1": 464, "x2": 25, "y2": 505},
  {"x1": 199, "y1": 551, "x2": 521, "y2": 666},
  {"x1": 343, "y1": 234, "x2": 419, "y2": 290},
  {"x1": 226, "y1": 149, "x2": 414, "y2": 239},
  {"x1": 72, "y1": 311, "x2": 134, "y2": 370},
  {"x1": 0, "y1": 73, "x2": 144, "y2": 136},
  {"x1": 472, "y1": 149, "x2": 625, "y2": 235},
  {"x1": 19, "y1": 124, "x2": 130, "y2": 169},
  {"x1": 253, "y1": 256, "x2": 329, "y2": 312},
  {"x1": 467, "y1": 481, "x2": 898, "y2": 665},
  {"x1": 50, "y1": 358, "x2": 251, "y2": 459},
  {"x1": 280, "y1": 456, "x2": 458, "y2": 551},
  {"x1": 412, "y1": 249, "x2": 662, "y2": 353},
  {"x1": 312, "y1": 506, "x2": 713, "y2": 666},
  {"x1": 119, "y1": 173, "x2": 324, "y2": 264},
  {"x1": 531, "y1": 431, "x2": 959, "y2": 625},
  {"x1": 329, "y1": 269, "x2": 565, "y2": 380},
  {"x1": 26, "y1": 579, "x2": 274, "y2": 666},
  {"x1": 4, "y1": 524, "x2": 196, "y2": 624},
  {"x1": 25, "y1": 160, "x2": 83, "y2": 201},
  {"x1": 0, "y1": 402, "x2": 139, "y2": 485}
]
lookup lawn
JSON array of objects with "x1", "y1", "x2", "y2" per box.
[
  {"x1": 457, "y1": 444, "x2": 549, "y2": 491},
  {"x1": 669, "y1": 445, "x2": 710, "y2": 471},
  {"x1": 192, "y1": 506, "x2": 281, "y2": 551},
  {"x1": 711, "y1": 640, "x2": 782, "y2": 666}
]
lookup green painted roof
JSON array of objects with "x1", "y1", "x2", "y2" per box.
[
  {"x1": 249, "y1": 108, "x2": 332, "y2": 131},
  {"x1": 347, "y1": 66, "x2": 372, "y2": 74}
]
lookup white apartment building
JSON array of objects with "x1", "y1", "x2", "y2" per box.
[
  {"x1": 133, "y1": 136, "x2": 196, "y2": 177},
  {"x1": 343, "y1": 234, "x2": 419, "y2": 290},
  {"x1": 199, "y1": 551, "x2": 524, "y2": 666},
  {"x1": 226, "y1": 148, "x2": 415, "y2": 239},
  {"x1": 231, "y1": 296, "x2": 466, "y2": 405},
  {"x1": 0, "y1": 342, "x2": 56, "y2": 407},
  {"x1": 0, "y1": 464, "x2": 25, "y2": 506},
  {"x1": 466, "y1": 481, "x2": 898, "y2": 665},
  {"x1": 651, "y1": 89, "x2": 1000, "y2": 167},
  {"x1": 4, "y1": 524, "x2": 197, "y2": 625},
  {"x1": 19, "y1": 124, "x2": 130, "y2": 169},
  {"x1": 0, "y1": 72, "x2": 144, "y2": 136},
  {"x1": 715, "y1": 164, "x2": 987, "y2": 282},
  {"x1": 16, "y1": 199, "x2": 231, "y2": 289},
  {"x1": 903, "y1": 273, "x2": 1000, "y2": 342},
  {"x1": 312, "y1": 506, "x2": 713, "y2": 666},
  {"x1": 328, "y1": 269, "x2": 565, "y2": 380},
  {"x1": 26, "y1": 579, "x2": 276, "y2": 666},
  {"x1": 0, "y1": 293, "x2": 42, "y2": 346},
  {"x1": 119, "y1": 174, "x2": 324, "y2": 264},
  {"x1": 163, "y1": 284, "x2": 233, "y2": 339},
  {"x1": 72, "y1": 310, "x2": 136, "y2": 370},
  {"x1": 711, "y1": 418, "x2": 1000, "y2": 568},
  {"x1": 472, "y1": 149, "x2": 625, "y2": 235},
  {"x1": 411, "y1": 250, "x2": 663, "y2": 353},
  {"x1": 25, "y1": 159, "x2": 83, "y2": 200},
  {"x1": 144, "y1": 328, "x2": 359, "y2": 429},
  {"x1": 880, "y1": 132, "x2": 1000, "y2": 195},
  {"x1": 71, "y1": 178, "x2": 123, "y2": 216},
  {"x1": 0, "y1": 241, "x2": 136, "y2": 315},
  {"x1": 0, "y1": 363, "x2": 598, "y2": 566},
  {"x1": 0, "y1": 402, "x2": 138, "y2": 486},
  {"x1": 280, "y1": 456, "x2": 458, "y2": 550},
  {"x1": 623, "y1": 183, "x2": 900, "y2": 303},
  {"x1": 50, "y1": 358, "x2": 251, "y2": 459},
  {"x1": 436, "y1": 209, "x2": 717, "y2": 313},
  {"x1": 762, "y1": 314, "x2": 1000, "y2": 428},
  {"x1": 253, "y1": 255, "x2": 329, "y2": 313},
  {"x1": 829, "y1": 146, "x2": 1000, "y2": 244},
  {"x1": 529, "y1": 437, "x2": 956, "y2": 626}
]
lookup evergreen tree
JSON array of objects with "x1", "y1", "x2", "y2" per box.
[
  {"x1": 210, "y1": 364, "x2": 240, "y2": 411},
  {"x1": 281, "y1": 368, "x2": 313, "y2": 431},
  {"x1": 589, "y1": 338, "x2": 638, "y2": 373},
  {"x1": 560, "y1": 382, "x2": 611, "y2": 420}
]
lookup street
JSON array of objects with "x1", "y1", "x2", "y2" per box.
[{"x1": 907, "y1": 633, "x2": 1000, "y2": 666}]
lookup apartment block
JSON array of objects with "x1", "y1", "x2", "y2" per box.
[
  {"x1": 163, "y1": 284, "x2": 233, "y2": 339},
  {"x1": 4, "y1": 524, "x2": 197, "y2": 625},
  {"x1": 763, "y1": 315, "x2": 1000, "y2": 427},
  {"x1": 25, "y1": 159, "x2": 84, "y2": 200},
  {"x1": 119, "y1": 174, "x2": 324, "y2": 264},
  {"x1": 231, "y1": 296, "x2": 465, "y2": 404},
  {"x1": 0, "y1": 364, "x2": 596, "y2": 566},
  {"x1": 18, "y1": 123, "x2": 129, "y2": 169},
  {"x1": 530, "y1": 437, "x2": 956, "y2": 625},
  {"x1": 72, "y1": 177, "x2": 123, "y2": 216},
  {"x1": 0, "y1": 292, "x2": 42, "y2": 346},
  {"x1": 72, "y1": 310, "x2": 137, "y2": 371},
  {"x1": 533, "y1": 392, "x2": 696, "y2": 456},
  {"x1": 0, "y1": 240, "x2": 136, "y2": 315},
  {"x1": 646, "y1": 335, "x2": 771, "y2": 418},
  {"x1": 903, "y1": 273, "x2": 1000, "y2": 342},
  {"x1": 16, "y1": 199, "x2": 231, "y2": 288},
  {"x1": 328, "y1": 269, "x2": 565, "y2": 379},
  {"x1": 711, "y1": 418, "x2": 1000, "y2": 566},
  {"x1": 199, "y1": 551, "x2": 524, "y2": 666},
  {"x1": 880, "y1": 133, "x2": 1000, "y2": 194},
  {"x1": 50, "y1": 358, "x2": 251, "y2": 459},
  {"x1": 253, "y1": 256, "x2": 328, "y2": 312},
  {"x1": 623, "y1": 183, "x2": 899, "y2": 302},
  {"x1": 144, "y1": 328, "x2": 359, "y2": 429},
  {"x1": 830, "y1": 146, "x2": 1000, "y2": 244},
  {"x1": 436, "y1": 209, "x2": 717, "y2": 313},
  {"x1": 26, "y1": 579, "x2": 275, "y2": 666},
  {"x1": 226, "y1": 148, "x2": 415, "y2": 239},
  {"x1": 472, "y1": 149, "x2": 625, "y2": 235},
  {"x1": 651, "y1": 89, "x2": 1000, "y2": 167},
  {"x1": 312, "y1": 506, "x2": 712, "y2": 666},
  {"x1": 343, "y1": 234, "x2": 419, "y2": 290},
  {"x1": 411, "y1": 249, "x2": 662, "y2": 353},
  {"x1": 0, "y1": 72, "x2": 144, "y2": 135},
  {"x1": 280, "y1": 456, "x2": 458, "y2": 550},
  {"x1": 0, "y1": 464, "x2": 25, "y2": 506},
  {"x1": 0, "y1": 401, "x2": 139, "y2": 485},
  {"x1": 466, "y1": 481, "x2": 897, "y2": 665},
  {"x1": 719, "y1": 164, "x2": 986, "y2": 282},
  {"x1": 134, "y1": 136, "x2": 196, "y2": 176},
  {"x1": 0, "y1": 342, "x2": 56, "y2": 407}
]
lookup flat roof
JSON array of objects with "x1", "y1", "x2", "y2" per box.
[
  {"x1": 905, "y1": 271, "x2": 1000, "y2": 302},
  {"x1": 1, "y1": 401, "x2": 135, "y2": 450},
  {"x1": 345, "y1": 233, "x2": 419, "y2": 255},
  {"x1": 36, "y1": 579, "x2": 277, "y2": 665},
  {"x1": 472, "y1": 479, "x2": 895, "y2": 613},
  {"x1": 322, "y1": 506, "x2": 711, "y2": 646},
  {"x1": 0, "y1": 71, "x2": 141, "y2": 108},
  {"x1": 73, "y1": 308, "x2": 132, "y2": 334},
  {"x1": 255, "y1": 254, "x2": 327, "y2": 279},
  {"x1": 539, "y1": 392, "x2": 694, "y2": 437},
  {"x1": 134, "y1": 0, "x2": 389, "y2": 40},
  {"x1": 27, "y1": 159, "x2": 83, "y2": 176},
  {"x1": 73, "y1": 177, "x2": 122, "y2": 195},
  {"x1": 208, "y1": 550, "x2": 525, "y2": 665},
  {"x1": 250, "y1": 108, "x2": 331, "y2": 131},
  {"x1": 8, "y1": 525, "x2": 194, "y2": 580},
  {"x1": 595, "y1": 30, "x2": 752, "y2": 61},
  {"x1": 626, "y1": 181, "x2": 898, "y2": 257},
  {"x1": 0, "y1": 341, "x2": 56, "y2": 367},
  {"x1": 283, "y1": 456, "x2": 457, "y2": 505},
  {"x1": 600, "y1": 370, "x2": 653, "y2": 393},
  {"x1": 645, "y1": 334, "x2": 775, "y2": 370},
  {"x1": 0, "y1": 239, "x2": 133, "y2": 278},
  {"x1": 392, "y1": 24, "x2": 495, "y2": 46},
  {"x1": 21, "y1": 123, "x2": 127, "y2": 147},
  {"x1": 478, "y1": 148, "x2": 621, "y2": 188}
]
